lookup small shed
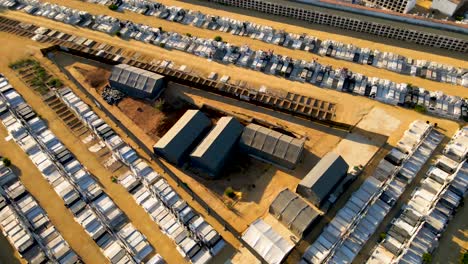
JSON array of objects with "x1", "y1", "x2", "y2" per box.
[
  {"x1": 239, "y1": 124, "x2": 304, "y2": 169},
  {"x1": 190, "y1": 117, "x2": 244, "y2": 177},
  {"x1": 242, "y1": 219, "x2": 294, "y2": 264},
  {"x1": 297, "y1": 152, "x2": 349, "y2": 207},
  {"x1": 269, "y1": 188, "x2": 320, "y2": 238},
  {"x1": 109, "y1": 64, "x2": 165, "y2": 99},
  {"x1": 153, "y1": 110, "x2": 211, "y2": 165}
]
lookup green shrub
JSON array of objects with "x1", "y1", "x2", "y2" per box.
[
  {"x1": 159, "y1": 43, "x2": 166, "y2": 48},
  {"x1": 154, "y1": 99, "x2": 165, "y2": 111},
  {"x1": 186, "y1": 33, "x2": 192, "y2": 37},
  {"x1": 224, "y1": 187, "x2": 236, "y2": 199},
  {"x1": 422, "y1": 253, "x2": 432, "y2": 264},
  {"x1": 47, "y1": 78, "x2": 62, "y2": 88},
  {"x1": 461, "y1": 252, "x2": 468, "y2": 264},
  {"x1": 455, "y1": 16, "x2": 464, "y2": 21},
  {"x1": 214, "y1": 35, "x2": 222, "y2": 42},
  {"x1": 108, "y1": 4, "x2": 118, "y2": 11},
  {"x1": 9, "y1": 58, "x2": 35, "y2": 69},
  {"x1": 414, "y1": 104, "x2": 426, "y2": 114},
  {"x1": 2, "y1": 157, "x2": 11, "y2": 167},
  {"x1": 379, "y1": 233, "x2": 386, "y2": 242},
  {"x1": 116, "y1": 31, "x2": 122, "y2": 37}
]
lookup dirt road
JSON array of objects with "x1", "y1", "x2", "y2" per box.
[
  {"x1": 27, "y1": 0, "x2": 468, "y2": 95},
  {"x1": 0, "y1": 125, "x2": 108, "y2": 264}
]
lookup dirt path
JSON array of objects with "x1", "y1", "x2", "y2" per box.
[
  {"x1": 0, "y1": 127, "x2": 108, "y2": 264},
  {"x1": 28, "y1": 0, "x2": 468, "y2": 95},
  {"x1": 2, "y1": 62, "x2": 191, "y2": 264},
  {"x1": 0, "y1": 27, "x2": 465, "y2": 261},
  {"x1": 26, "y1": 49, "x2": 242, "y2": 262},
  {"x1": 3, "y1": 7, "x2": 468, "y2": 99}
]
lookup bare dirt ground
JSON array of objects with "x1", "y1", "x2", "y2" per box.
[
  {"x1": 334, "y1": 108, "x2": 401, "y2": 170},
  {"x1": 0, "y1": 128, "x2": 109, "y2": 264},
  {"x1": 2, "y1": 7, "x2": 468, "y2": 100},
  {"x1": 0, "y1": 9, "x2": 465, "y2": 259},
  {"x1": 13, "y1": 48, "x2": 242, "y2": 262},
  {"x1": 432, "y1": 196, "x2": 468, "y2": 264},
  {"x1": 65, "y1": 55, "x2": 339, "y2": 230},
  {"x1": 56, "y1": 50, "x2": 464, "y2": 236},
  {"x1": 74, "y1": 63, "x2": 193, "y2": 139},
  {"x1": 0, "y1": 33, "x2": 108, "y2": 264}
]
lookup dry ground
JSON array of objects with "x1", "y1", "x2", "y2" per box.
[
  {"x1": 2, "y1": 6, "x2": 468, "y2": 101},
  {"x1": 32, "y1": 0, "x2": 468, "y2": 95},
  {"x1": 0, "y1": 127, "x2": 109, "y2": 264},
  {"x1": 74, "y1": 63, "x2": 193, "y2": 139},
  {"x1": 432, "y1": 196, "x2": 468, "y2": 264},
  {"x1": 57, "y1": 52, "x2": 464, "y2": 234},
  {"x1": 0, "y1": 7, "x2": 466, "y2": 259},
  {"x1": 0, "y1": 33, "x2": 242, "y2": 264},
  {"x1": 0, "y1": 34, "x2": 109, "y2": 264},
  {"x1": 2, "y1": 10, "x2": 468, "y2": 128}
]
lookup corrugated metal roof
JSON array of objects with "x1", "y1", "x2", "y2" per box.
[
  {"x1": 269, "y1": 189, "x2": 296, "y2": 218},
  {"x1": 110, "y1": 64, "x2": 163, "y2": 93},
  {"x1": 153, "y1": 110, "x2": 211, "y2": 164},
  {"x1": 298, "y1": 152, "x2": 349, "y2": 205},
  {"x1": 240, "y1": 124, "x2": 304, "y2": 169},
  {"x1": 269, "y1": 189, "x2": 320, "y2": 238},
  {"x1": 190, "y1": 117, "x2": 243, "y2": 176},
  {"x1": 242, "y1": 219, "x2": 294, "y2": 264}
]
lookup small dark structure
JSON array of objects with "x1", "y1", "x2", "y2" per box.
[
  {"x1": 269, "y1": 188, "x2": 320, "y2": 238},
  {"x1": 239, "y1": 124, "x2": 305, "y2": 169},
  {"x1": 153, "y1": 110, "x2": 211, "y2": 165},
  {"x1": 385, "y1": 148, "x2": 407, "y2": 166},
  {"x1": 109, "y1": 64, "x2": 165, "y2": 99},
  {"x1": 190, "y1": 117, "x2": 244, "y2": 178},
  {"x1": 296, "y1": 152, "x2": 349, "y2": 208}
]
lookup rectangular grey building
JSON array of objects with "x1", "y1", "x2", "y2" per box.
[
  {"x1": 269, "y1": 188, "x2": 320, "y2": 238},
  {"x1": 297, "y1": 152, "x2": 349, "y2": 207},
  {"x1": 239, "y1": 124, "x2": 304, "y2": 169},
  {"x1": 363, "y1": 0, "x2": 416, "y2": 13},
  {"x1": 109, "y1": 64, "x2": 165, "y2": 99},
  {"x1": 190, "y1": 117, "x2": 244, "y2": 177},
  {"x1": 153, "y1": 110, "x2": 211, "y2": 165}
]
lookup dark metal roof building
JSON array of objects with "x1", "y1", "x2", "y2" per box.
[
  {"x1": 153, "y1": 110, "x2": 211, "y2": 165},
  {"x1": 109, "y1": 64, "x2": 165, "y2": 99},
  {"x1": 269, "y1": 188, "x2": 320, "y2": 238},
  {"x1": 297, "y1": 152, "x2": 349, "y2": 207},
  {"x1": 239, "y1": 124, "x2": 304, "y2": 169},
  {"x1": 190, "y1": 117, "x2": 243, "y2": 177}
]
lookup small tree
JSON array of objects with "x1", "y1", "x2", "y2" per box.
[
  {"x1": 422, "y1": 253, "x2": 432, "y2": 264},
  {"x1": 2, "y1": 157, "x2": 11, "y2": 167},
  {"x1": 154, "y1": 99, "x2": 165, "y2": 111},
  {"x1": 461, "y1": 252, "x2": 468, "y2": 264},
  {"x1": 214, "y1": 35, "x2": 222, "y2": 42},
  {"x1": 414, "y1": 104, "x2": 426, "y2": 114},
  {"x1": 108, "y1": 4, "x2": 119, "y2": 11},
  {"x1": 186, "y1": 33, "x2": 192, "y2": 37},
  {"x1": 116, "y1": 31, "x2": 122, "y2": 37},
  {"x1": 47, "y1": 78, "x2": 62, "y2": 88},
  {"x1": 224, "y1": 187, "x2": 236, "y2": 199},
  {"x1": 159, "y1": 43, "x2": 166, "y2": 48},
  {"x1": 379, "y1": 233, "x2": 386, "y2": 242}
]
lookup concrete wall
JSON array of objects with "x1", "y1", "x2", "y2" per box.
[{"x1": 206, "y1": 0, "x2": 468, "y2": 52}]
